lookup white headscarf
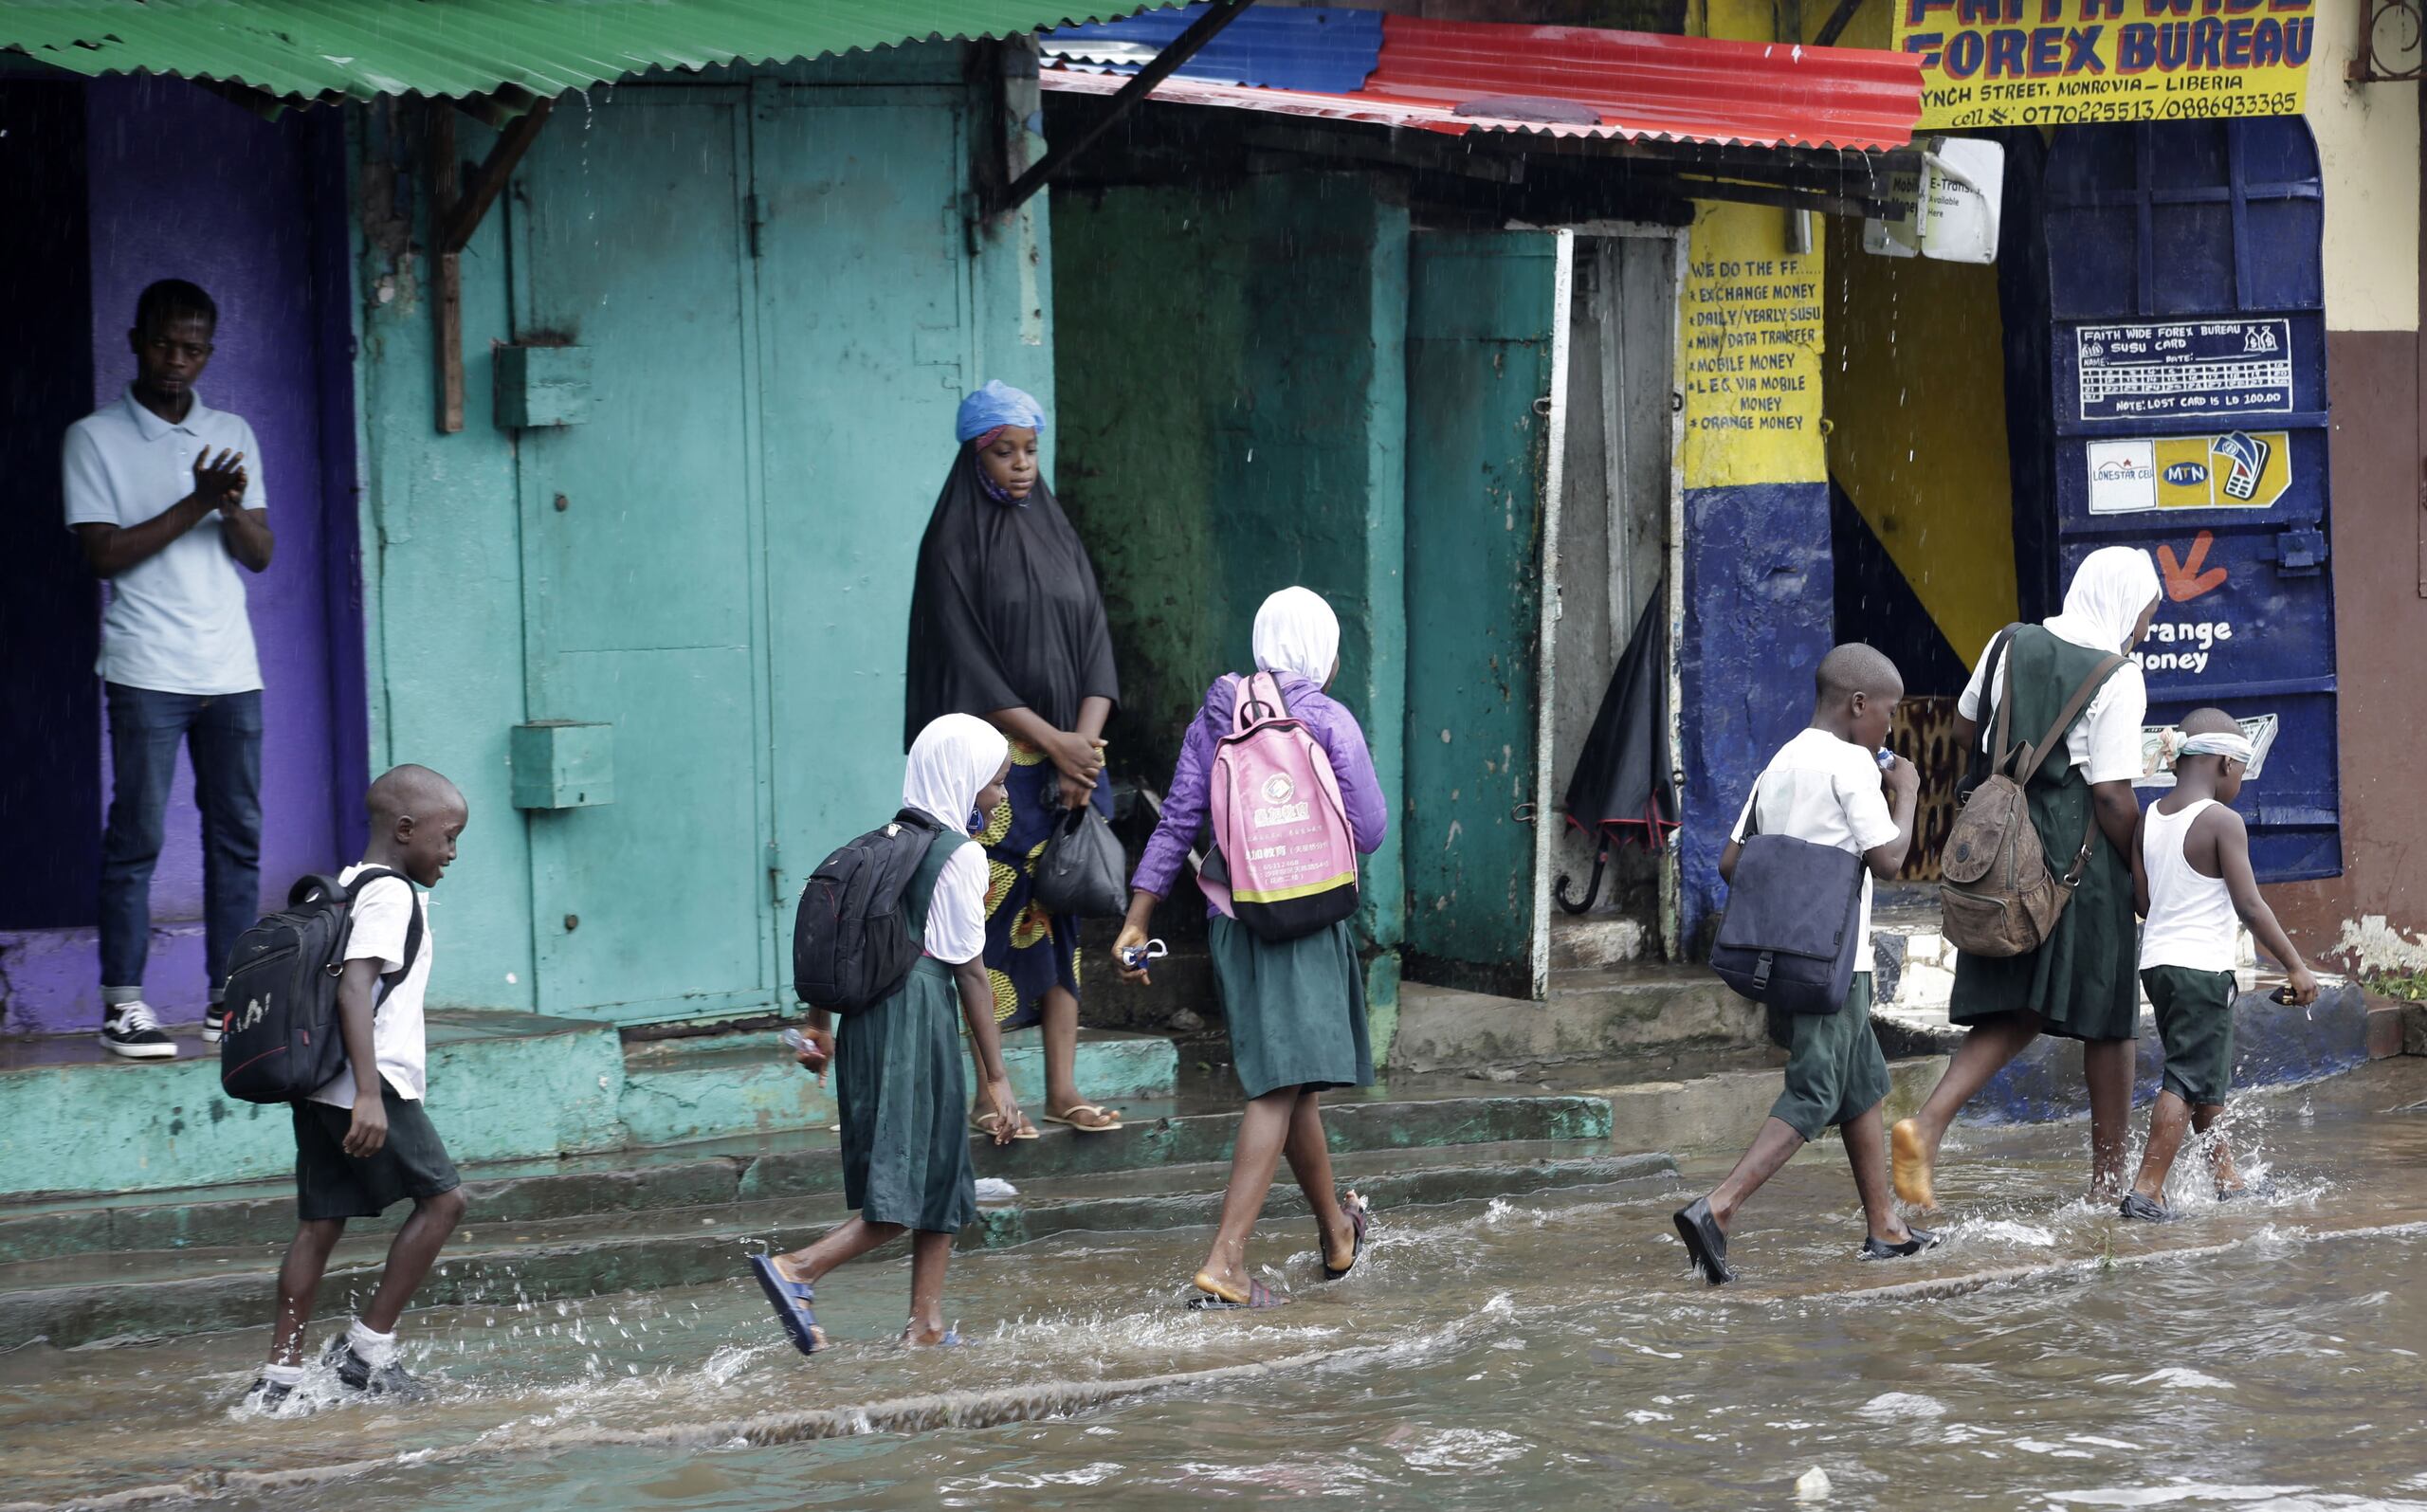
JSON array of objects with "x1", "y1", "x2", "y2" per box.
[
  {"x1": 903, "y1": 714, "x2": 1010, "y2": 834},
  {"x1": 1251, "y1": 586, "x2": 1341, "y2": 683},
  {"x1": 2044, "y1": 546, "x2": 2162, "y2": 654}
]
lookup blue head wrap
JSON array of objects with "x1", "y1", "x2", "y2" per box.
[{"x1": 956, "y1": 380, "x2": 1046, "y2": 445}]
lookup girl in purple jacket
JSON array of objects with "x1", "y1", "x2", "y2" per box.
[{"x1": 1116, "y1": 588, "x2": 1386, "y2": 1309}]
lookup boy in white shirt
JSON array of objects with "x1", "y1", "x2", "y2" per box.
[
  {"x1": 1672, "y1": 645, "x2": 1933, "y2": 1284},
  {"x1": 2121, "y1": 708, "x2": 2319, "y2": 1221},
  {"x1": 246, "y1": 766, "x2": 468, "y2": 1411}
]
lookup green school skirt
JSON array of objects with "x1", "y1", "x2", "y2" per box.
[
  {"x1": 835, "y1": 958, "x2": 976, "y2": 1233},
  {"x1": 1209, "y1": 915, "x2": 1377, "y2": 1101}
]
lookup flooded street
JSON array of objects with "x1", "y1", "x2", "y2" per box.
[{"x1": 6, "y1": 1064, "x2": 2423, "y2": 1511}]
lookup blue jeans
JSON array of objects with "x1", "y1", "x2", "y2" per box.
[{"x1": 100, "y1": 683, "x2": 264, "y2": 995}]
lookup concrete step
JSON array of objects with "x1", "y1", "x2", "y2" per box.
[
  {"x1": 1868, "y1": 974, "x2": 2392, "y2": 1121},
  {"x1": 615, "y1": 1027, "x2": 1180, "y2": 1148},
  {"x1": 1868, "y1": 893, "x2": 2258, "y2": 1014},
  {"x1": 0, "y1": 1010, "x2": 627, "y2": 1202},
  {"x1": 0, "y1": 1090, "x2": 1615, "y2": 1267},
  {"x1": 0, "y1": 1011, "x2": 1181, "y2": 1201},
  {"x1": 1387, "y1": 963, "x2": 1763, "y2": 1075},
  {"x1": 0, "y1": 1138, "x2": 1676, "y2": 1349},
  {"x1": 1548, "y1": 914, "x2": 1654, "y2": 971}
]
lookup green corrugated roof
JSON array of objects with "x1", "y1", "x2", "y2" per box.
[{"x1": 0, "y1": 0, "x2": 1167, "y2": 107}]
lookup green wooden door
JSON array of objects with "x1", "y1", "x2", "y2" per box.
[
  {"x1": 510, "y1": 88, "x2": 776, "y2": 1023},
  {"x1": 1401, "y1": 229, "x2": 1571, "y2": 1001},
  {"x1": 752, "y1": 87, "x2": 972, "y2": 947}
]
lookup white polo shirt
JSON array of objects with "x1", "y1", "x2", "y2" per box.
[{"x1": 62, "y1": 389, "x2": 265, "y2": 696}]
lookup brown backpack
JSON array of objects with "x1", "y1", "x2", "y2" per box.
[{"x1": 1938, "y1": 628, "x2": 2126, "y2": 958}]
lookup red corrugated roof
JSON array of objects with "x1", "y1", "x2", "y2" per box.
[{"x1": 1041, "y1": 15, "x2": 1922, "y2": 153}]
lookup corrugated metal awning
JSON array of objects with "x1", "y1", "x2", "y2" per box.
[
  {"x1": 0, "y1": 0, "x2": 1170, "y2": 110},
  {"x1": 1042, "y1": 9, "x2": 1922, "y2": 154}
]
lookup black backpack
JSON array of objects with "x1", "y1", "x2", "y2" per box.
[
  {"x1": 793, "y1": 810, "x2": 966, "y2": 1014},
  {"x1": 219, "y1": 868, "x2": 423, "y2": 1104},
  {"x1": 1708, "y1": 801, "x2": 1867, "y2": 1017}
]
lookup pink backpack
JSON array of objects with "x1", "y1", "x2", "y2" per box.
[{"x1": 1202, "y1": 672, "x2": 1359, "y2": 940}]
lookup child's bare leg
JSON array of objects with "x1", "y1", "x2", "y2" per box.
[
  {"x1": 903, "y1": 1230, "x2": 955, "y2": 1344},
  {"x1": 2083, "y1": 1038, "x2": 2136, "y2": 1198},
  {"x1": 1840, "y1": 1104, "x2": 1912, "y2": 1246},
  {"x1": 1706, "y1": 1119, "x2": 1806, "y2": 1233},
  {"x1": 1894, "y1": 1011, "x2": 2041, "y2": 1203},
  {"x1": 1197, "y1": 1086, "x2": 1298, "y2": 1293},
  {"x1": 1281, "y1": 1088, "x2": 1355, "y2": 1269},
  {"x1": 269, "y1": 1219, "x2": 346, "y2": 1365},
  {"x1": 2130, "y1": 1089, "x2": 2193, "y2": 1202},
  {"x1": 2193, "y1": 1103, "x2": 2241, "y2": 1192},
  {"x1": 358, "y1": 1188, "x2": 467, "y2": 1335},
  {"x1": 775, "y1": 1217, "x2": 903, "y2": 1286}
]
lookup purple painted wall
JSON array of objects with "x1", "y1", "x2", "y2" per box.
[{"x1": 0, "y1": 79, "x2": 362, "y2": 1034}]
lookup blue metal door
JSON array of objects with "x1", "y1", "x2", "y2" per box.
[{"x1": 2045, "y1": 119, "x2": 2340, "y2": 882}]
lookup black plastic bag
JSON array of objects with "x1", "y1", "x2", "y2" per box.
[{"x1": 1033, "y1": 802, "x2": 1128, "y2": 918}]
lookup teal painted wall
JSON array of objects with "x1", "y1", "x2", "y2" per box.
[
  {"x1": 354, "y1": 103, "x2": 535, "y2": 1010},
  {"x1": 352, "y1": 48, "x2": 1049, "y2": 1020},
  {"x1": 1052, "y1": 172, "x2": 1408, "y2": 1035}
]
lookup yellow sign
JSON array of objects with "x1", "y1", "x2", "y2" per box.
[
  {"x1": 1895, "y1": 0, "x2": 2316, "y2": 132},
  {"x1": 2086, "y1": 430, "x2": 2290, "y2": 513},
  {"x1": 1681, "y1": 204, "x2": 1826, "y2": 488}
]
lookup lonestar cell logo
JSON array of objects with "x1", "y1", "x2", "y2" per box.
[{"x1": 2094, "y1": 454, "x2": 2151, "y2": 483}]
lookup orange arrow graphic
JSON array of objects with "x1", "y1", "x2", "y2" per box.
[{"x1": 2158, "y1": 531, "x2": 2229, "y2": 603}]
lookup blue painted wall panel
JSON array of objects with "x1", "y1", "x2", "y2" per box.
[{"x1": 1676, "y1": 480, "x2": 1834, "y2": 951}]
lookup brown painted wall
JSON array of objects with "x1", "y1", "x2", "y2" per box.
[{"x1": 2270, "y1": 326, "x2": 2425, "y2": 963}]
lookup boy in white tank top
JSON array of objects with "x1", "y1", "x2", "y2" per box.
[{"x1": 2122, "y1": 708, "x2": 2319, "y2": 1221}]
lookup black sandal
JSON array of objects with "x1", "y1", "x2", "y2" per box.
[{"x1": 1672, "y1": 1197, "x2": 1734, "y2": 1285}]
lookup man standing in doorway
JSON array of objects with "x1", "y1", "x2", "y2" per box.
[{"x1": 64, "y1": 279, "x2": 274, "y2": 1059}]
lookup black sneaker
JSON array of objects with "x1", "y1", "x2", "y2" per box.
[
  {"x1": 2118, "y1": 1192, "x2": 2174, "y2": 1222},
  {"x1": 201, "y1": 1002, "x2": 228, "y2": 1046},
  {"x1": 100, "y1": 1002, "x2": 178, "y2": 1061},
  {"x1": 322, "y1": 1335, "x2": 427, "y2": 1400},
  {"x1": 1859, "y1": 1225, "x2": 1942, "y2": 1261},
  {"x1": 240, "y1": 1375, "x2": 296, "y2": 1412}
]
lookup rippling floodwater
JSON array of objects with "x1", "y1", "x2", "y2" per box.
[{"x1": 5, "y1": 1065, "x2": 2424, "y2": 1510}]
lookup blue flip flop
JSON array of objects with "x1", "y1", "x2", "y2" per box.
[{"x1": 749, "y1": 1254, "x2": 822, "y2": 1357}]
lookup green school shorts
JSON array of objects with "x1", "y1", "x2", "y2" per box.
[
  {"x1": 293, "y1": 1084, "x2": 461, "y2": 1222},
  {"x1": 1767, "y1": 973, "x2": 1891, "y2": 1141},
  {"x1": 2142, "y1": 965, "x2": 2238, "y2": 1108}
]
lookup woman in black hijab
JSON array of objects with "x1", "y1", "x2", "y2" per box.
[{"x1": 905, "y1": 381, "x2": 1123, "y2": 1135}]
